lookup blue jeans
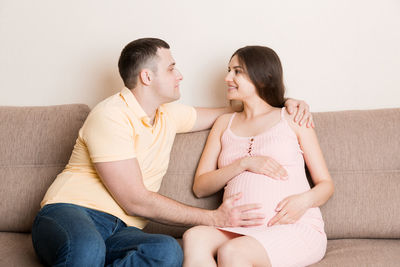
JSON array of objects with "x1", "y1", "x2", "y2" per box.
[{"x1": 31, "y1": 203, "x2": 183, "y2": 267}]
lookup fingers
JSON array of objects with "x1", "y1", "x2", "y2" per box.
[
  {"x1": 275, "y1": 199, "x2": 288, "y2": 212},
  {"x1": 232, "y1": 192, "x2": 242, "y2": 201},
  {"x1": 294, "y1": 104, "x2": 315, "y2": 128},
  {"x1": 299, "y1": 108, "x2": 310, "y2": 126},
  {"x1": 238, "y1": 210, "x2": 265, "y2": 227},
  {"x1": 236, "y1": 203, "x2": 263, "y2": 213},
  {"x1": 236, "y1": 204, "x2": 265, "y2": 227},
  {"x1": 264, "y1": 169, "x2": 287, "y2": 180},
  {"x1": 226, "y1": 192, "x2": 242, "y2": 204},
  {"x1": 306, "y1": 114, "x2": 315, "y2": 128},
  {"x1": 285, "y1": 98, "x2": 295, "y2": 114},
  {"x1": 247, "y1": 156, "x2": 288, "y2": 179},
  {"x1": 268, "y1": 199, "x2": 289, "y2": 226},
  {"x1": 294, "y1": 104, "x2": 304, "y2": 123},
  {"x1": 268, "y1": 211, "x2": 297, "y2": 226},
  {"x1": 295, "y1": 102, "x2": 309, "y2": 125},
  {"x1": 273, "y1": 162, "x2": 288, "y2": 179},
  {"x1": 240, "y1": 212, "x2": 265, "y2": 221},
  {"x1": 263, "y1": 159, "x2": 288, "y2": 180},
  {"x1": 268, "y1": 211, "x2": 286, "y2": 226},
  {"x1": 239, "y1": 218, "x2": 265, "y2": 227}
]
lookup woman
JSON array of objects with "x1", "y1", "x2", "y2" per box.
[{"x1": 183, "y1": 46, "x2": 334, "y2": 267}]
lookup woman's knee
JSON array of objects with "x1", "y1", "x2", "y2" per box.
[
  {"x1": 217, "y1": 239, "x2": 250, "y2": 266},
  {"x1": 183, "y1": 225, "x2": 214, "y2": 244},
  {"x1": 217, "y1": 237, "x2": 271, "y2": 267},
  {"x1": 217, "y1": 240, "x2": 239, "y2": 262}
]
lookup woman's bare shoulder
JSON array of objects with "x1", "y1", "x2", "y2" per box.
[{"x1": 212, "y1": 112, "x2": 235, "y2": 132}]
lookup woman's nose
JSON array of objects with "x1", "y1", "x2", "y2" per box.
[{"x1": 225, "y1": 71, "x2": 233, "y2": 82}]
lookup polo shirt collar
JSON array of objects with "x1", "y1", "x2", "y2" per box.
[{"x1": 120, "y1": 87, "x2": 164, "y2": 128}]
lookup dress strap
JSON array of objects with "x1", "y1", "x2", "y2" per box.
[
  {"x1": 280, "y1": 107, "x2": 286, "y2": 119},
  {"x1": 227, "y1": 112, "x2": 237, "y2": 130}
]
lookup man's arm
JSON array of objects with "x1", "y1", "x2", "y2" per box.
[
  {"x1": 191, "y1": 99, "x2": 314, "y2": 132},
  {"x1": 190, "y1": 107, "x2": 231, "y2": 132},
  {"x1": 94, "y1": 158, "x2": 265, "y2": 227}
]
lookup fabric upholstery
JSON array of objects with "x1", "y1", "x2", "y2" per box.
[
  {"x1": 0, "y1": 105, "x2": 90, "y2": 232},
  {"x1": 0, "y1": 233, "x2": 42, "y2": 267},
  {"x1": 313, "y1": 109, "x2": 400, "y2": 239},
  {"x1": 144, "y1": 130, "x2": 223, "y2": 237},
  {"x1": 310, "y1": 239, "x2": 400, "y2": 266}
]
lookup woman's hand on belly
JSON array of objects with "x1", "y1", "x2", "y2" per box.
[
  {"x1": 241, "y1": 156, "x2": 288, "y2": 180},
  {"x1": 267, "y1": 192, "x2": 313, "y2": 227}
]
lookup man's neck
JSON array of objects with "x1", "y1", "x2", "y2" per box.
[{"x1": 130, "y1": 86, "x2": 161, "y2": 125}]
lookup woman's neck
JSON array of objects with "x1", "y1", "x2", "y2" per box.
[{"x1": 242, "y1": 97, "x2": 275, "y2": 119}]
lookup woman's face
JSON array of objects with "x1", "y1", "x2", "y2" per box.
[{"x1": 225, "y1": 55, "x2": 257, "y2": 101}]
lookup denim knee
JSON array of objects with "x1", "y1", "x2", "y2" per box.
[
  {"x1": 142, "y1": 235, "x2": 183, "y2": 267},
  {"x1": 69, "y1": 231, "x2": 106, "y2": 267},
  {"x1": 160, "y1": 236, "x2": 183, "y2": 266},
  {"x1": 32, "y1": 209, "x2": 106, "y2": 267}
]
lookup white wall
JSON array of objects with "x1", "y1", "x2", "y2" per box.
[{"x1": 1, "y1": 0, "x2": 399, "y2": 111}]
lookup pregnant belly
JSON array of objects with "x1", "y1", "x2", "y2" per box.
[
  {"x1": 224, "y1": 171, "x2": 315, "y2": 222},
  {"x1": 223, "y1": 172, "x2": 287, "y2": 222},
  {"x1": 223, "y1": 171, "x2": 325, "y2": 230}
]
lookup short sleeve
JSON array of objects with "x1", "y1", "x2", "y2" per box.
[
  {"x1": 163, "y1": 102, "x2": 197, "y2": 133},
  {"x1": 82, "y1": 108, "x2": 136, "y2": 163}
]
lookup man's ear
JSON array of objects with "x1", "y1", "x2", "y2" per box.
[{"x1": 139, "y1": 69, "x2": 152, "y2": 86}]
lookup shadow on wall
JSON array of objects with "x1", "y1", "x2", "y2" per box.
[
  {"x1": 87, "y1": 57, "x2": 123, "y2": 108},
  {"x1": 195, "y1": 59, "x2": 229, "y2": 108}
]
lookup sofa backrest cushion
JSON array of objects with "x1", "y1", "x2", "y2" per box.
[
  {"x1": 312, "y1": 108, "x2": 400, "y2": 239},
  {"x1": 144, "y1": 108, "x2": 400, "y2": 239},
  {"x1": 0, "y1": 105, "x2": 90, "y2": 232}
]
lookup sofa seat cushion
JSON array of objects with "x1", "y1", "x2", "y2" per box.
[
  {"x1": 1, "y1": 233, "x2": 398, "y2": 266},
  {"x1": 311, "y1": 239, "x2": 400, "y2": 266},
  {"x1": 0, "y1": 233, "x2": 42, "y2": 267}
]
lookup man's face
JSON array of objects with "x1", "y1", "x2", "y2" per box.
[{"x1": 151, "y1": 48, "x2": 183, "y2": 103}]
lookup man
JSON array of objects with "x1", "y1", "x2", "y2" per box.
[{"x1": 32, "y1": 38, "x2": 314, "y2": 266}]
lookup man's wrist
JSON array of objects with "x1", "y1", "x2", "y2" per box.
[{"x1": 204, "y1": 209, "x2": 218, "y2": 227}]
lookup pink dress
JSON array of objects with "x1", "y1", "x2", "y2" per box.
[{"x1": 218, "y1": 108, "x2": 327, "y2": 267}]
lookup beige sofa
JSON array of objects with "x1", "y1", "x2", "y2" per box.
[{"x1": 0, "y1": 104, "x2": 399, "y2": 266}]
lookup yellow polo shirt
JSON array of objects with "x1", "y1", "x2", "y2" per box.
[{"x1": 41, "y1": 87, "x2": 197, "y2": 228}]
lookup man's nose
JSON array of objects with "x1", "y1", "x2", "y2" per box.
[{"x1": 176, "y1": 69, "x2": 183, "y2": 81}]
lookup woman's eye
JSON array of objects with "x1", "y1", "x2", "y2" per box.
[{"x1": 234, "y1": 69, "x2": 241, "y2": 74}]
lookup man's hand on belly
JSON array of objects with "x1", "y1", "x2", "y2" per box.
[{"x1": 213, "y1": 192, "x2": 266, "y2": 227}]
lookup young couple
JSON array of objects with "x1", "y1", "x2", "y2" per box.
[{"x1": 32, "y1": 38, "x2": 333, "y2": 267}]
